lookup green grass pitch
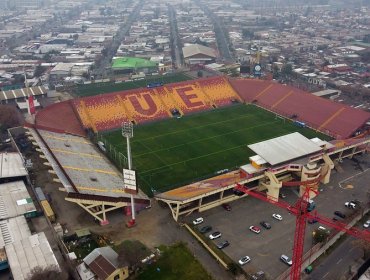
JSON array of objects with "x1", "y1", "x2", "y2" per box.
[
  {"x1": 74, "y1": 73, "x2": 192, "y2": 97},
  {"x1": 102, "y1": 104, "x2": 331, "y2": 196}
]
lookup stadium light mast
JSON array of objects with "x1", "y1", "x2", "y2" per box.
[{"x1": 122, "y1": 122, "x2": 136, "y2": 227}]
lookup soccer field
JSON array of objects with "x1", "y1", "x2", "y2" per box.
[{"x1": 102, "y1": 104, "x2": 331, "y2": 196}]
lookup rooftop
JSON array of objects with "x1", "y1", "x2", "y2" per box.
[
  {"x1": 5, "y1": 232, "x2": 59, "y2": 280},
  {"x1": 247, "y1": 132, "x2": 323, "y2": 166},
  {"x1": 112, "y1": 57, "x2": 157, "y2": 69},
  {"x1": 0, "y1": 216, "x2": 31, "y2": 248},
  {"x1": 0, "y1": 152, "x2": 28, "y2": 179},
  {"x1": 82, "y1": 246, "x2": 119, "y2": 279},
  {"x1": 0, "y1": 181, "x2": 36, "y2": 220},
  {"x1": 182, "y1": 44, "x2": 216, "y2": 58}
]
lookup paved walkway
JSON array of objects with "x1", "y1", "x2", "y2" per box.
[{"x1": 92, "y1": 201, "x2": 234, "y2": 280}]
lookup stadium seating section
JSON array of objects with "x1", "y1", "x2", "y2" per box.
[
  {"x1": 230, "y1": 79, "x2": 370, "y2": 139},
  {"x1": 72, "y1": 77, "x2": 241, "y2": 131},
  {"x1": 35, "y1": 76, "x2": 370, "y2": 139}
]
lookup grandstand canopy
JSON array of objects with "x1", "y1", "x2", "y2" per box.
[
  {"x1": 248, "y1": 132, "x2": 322, "y2": 166},
  {"x1": 38, "y1": 130, "x2": 148, "y2": 200},
  {"x1": 111, "y1": 57, "x2": 157, "y2": 70}
]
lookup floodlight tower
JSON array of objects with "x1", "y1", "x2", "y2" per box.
[{"x1": 122, "y1": 122, "x2": 136, "y2": 227}]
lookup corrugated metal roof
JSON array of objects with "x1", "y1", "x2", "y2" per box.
[
  {"x1": 84, "y1": 246, "x2": 118, "y2": 267},
  {"x1": 88, "y1": 255, "x2": 115, "y2": 279},
  {"x1": 182, "y1": 44, "x2": 216, "y2": 59},
  {"x1": 0, "y1": 181, "x2": 36, "y2": 220},
  {"x1": 0, "y1": 152, "x2": 28, "y2": 179},
  {"x1": 0, "y1": 216, "x2": 31, "y2": 248},
  {"x1": 5, "y1": 232, "x2": 59, "y2": 280},
  {"x1": 248, "y1": 132, "x2": 322, "y2": 166}
]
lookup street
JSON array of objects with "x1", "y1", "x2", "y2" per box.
[{"x1": 307, "y1": 236, "x2": 363, "y2": 280}]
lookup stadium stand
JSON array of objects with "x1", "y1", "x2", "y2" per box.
[
  {"x1": 197, "y1": 76, "x2": 241, "y2": 106},
  {"x1": 80, "y1": 94, "x2": 128, "y2": 131},
  {"x1": 156, "y1": 171, "x2": 240, "y2": 201},
  {"x1": 35, "y1": 100, "x2": 86, "y2": 136},
  {"x1": 121, "y1": 88, "x2": 170, "y2": 123},
  {"x1": 164, "y1": 81, "x2": 211, "y2": 114},
  {"x1": 230, "y1": 79, "x2": 370, "y2": 139},
  {"x1": 34, "y1": 77, "x2": 370, "y2": 139}
]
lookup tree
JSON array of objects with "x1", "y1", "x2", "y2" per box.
[
  {"x1": 27, "y1": 265, "x2": 68, "y2": 280},
  {"x1": 281, "y1": 63, "x2": 293, "y2": 77},
  {"x1": 0, "y1": 105, "x2": 23, "y2": 132},
  {"x1": 197, "y1": 70, "x2": 203, "y2": 78},
  {"x1": 313, "y1": 228, "x2": 329, "y2": 244},
  {"x1": 34, "y1": 65, "x2": 45, "y2": 77},
  {"x1": 117, "y1": 240, "x2": 150, "y2": 270},
  {"x1": 352, "y1": 239, "x2": 370, "y2": 260}
]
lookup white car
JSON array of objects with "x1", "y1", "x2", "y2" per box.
[
  {"x1": 364, "y1": 220, "x2": 370, "y2": 228},
  {"x1": 280, "y1": 254, "x2": 293, "y2": 266},
  {"x1": 192, "y1": 217, "x2": 204, "y2": 225},
  {"x1": 238, "y1": 256, "x2": 251, "y2": 265},
  {"x1": 272, "y1": 213, "x2": 283, "y2": 221},
  {"x1": 345, "y1": 202, "x2": 356, "y2": 209},
  {"x1": 209, "y1": 231, "x2": 222, "y2": 240}
]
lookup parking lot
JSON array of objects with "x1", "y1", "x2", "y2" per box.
[{"x1": 187, "y1": 154, "x2": 370, "y2": 279}]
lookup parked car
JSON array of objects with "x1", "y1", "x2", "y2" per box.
[
  {"x1": 199, "y1": 225, "x2": 212, "y2": 234},
  {"x1": 238, "y1": 256, "x2": 251, "y2": 265},
  {"x1": 272, "y1": 213, "x2": 283, "y2": 221},
  {"x1": 209, "y1": 231, "x2": 222, "y2": 240},
  {"x1": 260, "y1": 221, "x2": 271, "y2": 229},
  {"x1": 334, "y1": 211, "x2": 346, "y2": 219},
  {"x1": 280, "y1": 254, "x2": 293, "y2": 266},
  {"x1": 217, "y1": 240, "x2": 230, "y2": 249},
  {"x1": 249, "y1": 225, "x2": 261, "y2": 234},
  {"x1": 345, "y1": 202, "x2": 356, "y2": 209},
  {"x1": 222, "y1": 203, "x2": 231, "y2": 211},
  {"x1": 363, "y1": 220, "x2": 370, "y2": 228},
  {"x1": 193, "y1": 217, "x2": 204, "y2": 225}
]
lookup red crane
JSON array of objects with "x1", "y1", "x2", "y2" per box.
[{"x1": 233, "y1": 183, "x2": 370, "y2": 280}]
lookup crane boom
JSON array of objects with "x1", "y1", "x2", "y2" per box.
[{"x1": 233, "y1": 183, "x2": 370, "y2": 279}]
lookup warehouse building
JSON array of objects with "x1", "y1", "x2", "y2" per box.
[{"x1": 182, "y1": 44, "x2": 217, "y2": 66}]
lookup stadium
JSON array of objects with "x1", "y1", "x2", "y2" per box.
[{"x1": 29, "y1": 75, "x2": 370, "y2": 224}]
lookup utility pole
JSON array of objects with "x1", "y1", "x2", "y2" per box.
[{"x1": 122, "y1": 122, "x2": 136, "y2": 227}]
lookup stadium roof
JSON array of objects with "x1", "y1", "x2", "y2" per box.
[
  {"x1": 112, "y1": 57, "x2": 157, "y2": 69},
  {"x1": 0, "y1": 152, "x2": 27, "y2": 179},
  {"x1": 0, "y1": 181, "x2": 36, "y2": 220},
  {"x1": 182, "y1": 44, "x2": 216, "y2": 59},
  {"x1": 155, "y1": 171, "x2": 240, "y2": 202},
  {"x1": 248, "y1": 132, "x2": 322, "y2": 166},
  {"x1": 5, "y1": 232, "x2": 59, "y2": 280},
  {"x1": 38, "y1": 130, "x2": 148, "y2": 200}
]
